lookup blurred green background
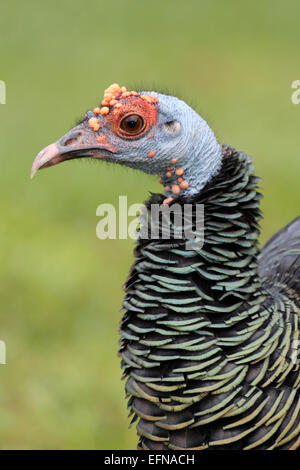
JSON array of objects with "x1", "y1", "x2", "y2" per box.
[{"x1": 0, "y1": 0, "x2": 300, "y2": 449}]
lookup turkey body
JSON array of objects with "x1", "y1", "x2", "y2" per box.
[
  {"x1": 120, "y1": 146, "x2": 300, "y2": 450},
  {"x1": 30, "y1": 85, "x2": 300, "y2": 450}
]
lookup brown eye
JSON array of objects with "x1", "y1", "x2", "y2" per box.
[{"x1": 120, "y1": 114, "x2": 144, "y2": 135}]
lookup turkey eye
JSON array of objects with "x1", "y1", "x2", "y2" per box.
[{"x1": 120, "y1": 114, "x2": 144, "y2": 135}]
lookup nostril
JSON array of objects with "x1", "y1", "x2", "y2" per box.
[
  {"x1": 64, "y1": 137, "x2": 77, "y2": 146},
  {"x1": 62, "y1": 132, "x2": 82, "y2": 147}
]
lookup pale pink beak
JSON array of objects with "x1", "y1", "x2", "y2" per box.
[
  {"x1": 31, "y1": 143, "x2": 65, "y2": 179},
  {"x1": 31, "y1": 123, "x2": 117, "y2": 179}
]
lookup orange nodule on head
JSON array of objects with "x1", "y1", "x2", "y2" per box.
[
  {"x1": 120, "y1": 91, "x2": 131, "y2": 99},
  {"x1": 170, "y1": 158, "x2": 178, "y2": 164},
  {"x1": 172, "y1": 184, "x2": 181, "y2": 195},
  {"x1": 165, "y1": 171, "x2": 172, "y2": 178},
  {"x1": 88, "y1": 117, "x2": 100, "y2": 132},
  {"x1": 179, "y1": 180, "x2": 189, "y2": 190},
  {"x1": 140, "y1": 95, "x2": 153, "y2": 104},
  {"x1": 148, "y1": 150, "x2": 156, "y2": 158},
  {"x1": 100, "y1": 107, "x2": 110, "y2": 116},
  {"x1": 120, "y1": 91, "x2": 141, "y2": 100},
  {"x1": 93, "y1": 84, "x2": 159, "y2": 123},
  {"x1": 96, "y1": 135, "x2": 107, "y2": 143},
  {"x1": 104, "y1": 83, "x2": 123, "y2": 99},
  {"x1": 141, "y1": 94, "x2": 159, "y2": 105},
  {"x1": 175, "y1": 168, "x2": 184, "y2": 176},
  {"x1": 100, "y1": 83, "x2": 126, "y2": 110}
]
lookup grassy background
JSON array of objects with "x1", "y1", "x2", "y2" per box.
[{"x1": 0, "y1": 0, "x2": 300, "y2": 449}]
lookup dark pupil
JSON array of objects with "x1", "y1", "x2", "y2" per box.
[
  {"x1": 127, "y1": 117, "x2": 138, "y2": 128},
  {"x1": 122, "y1": 115, "x2": 143, "y2": 133}
]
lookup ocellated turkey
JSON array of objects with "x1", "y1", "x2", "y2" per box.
[{"x1": 32, "y1": 84, "x2": 300, "y2": 450}]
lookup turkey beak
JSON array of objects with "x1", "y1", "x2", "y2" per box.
[
  {"x1": 31, "y1": 142, "x2": 64, "y2": 178},
  {"x1": 31, "y1": 124, "x2": 116, "y2": 179}
]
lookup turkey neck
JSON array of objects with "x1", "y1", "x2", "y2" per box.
[{"x1": 123, "y1": 146, "x2": 267, "y2": 323}]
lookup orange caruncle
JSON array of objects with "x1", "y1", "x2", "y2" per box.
[
  {"x1": 172, "y1": 184, "x2": 181, "y2": 195},
  {"x1": 88, "y1": 117, "x2": 100, "y2": 132},
  {"x1": 141, "y1": 95, "x2": 153, "y2": 104},
  {"x1": 104, "y1": 83, "x2": 121, "y2": 95},
  {"x1": 96, "y1": 135, "x2": 107, "y2": 143},
  {"x1": 120, "y1": 92, "x2": 130, "y2": 98},
  {"x1": 180, "y1": 180, "x2": 189, "y2": 190},
  {"x1": 96, "y1": 84, "x2": 159, "y2": 119},
  {"x1": 100, "y1": 107, "x2": 110, "y2": 116},
  {"x1": 141, "y1": 94, "x2": 159, "y2": 105},
  {"x1": 150, "y1": 95, "x2": 159, "y2": 104}
]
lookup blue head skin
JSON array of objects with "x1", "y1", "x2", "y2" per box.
[{"x1": 31, "y1": 86, "x2": 223, "y2": 198}]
